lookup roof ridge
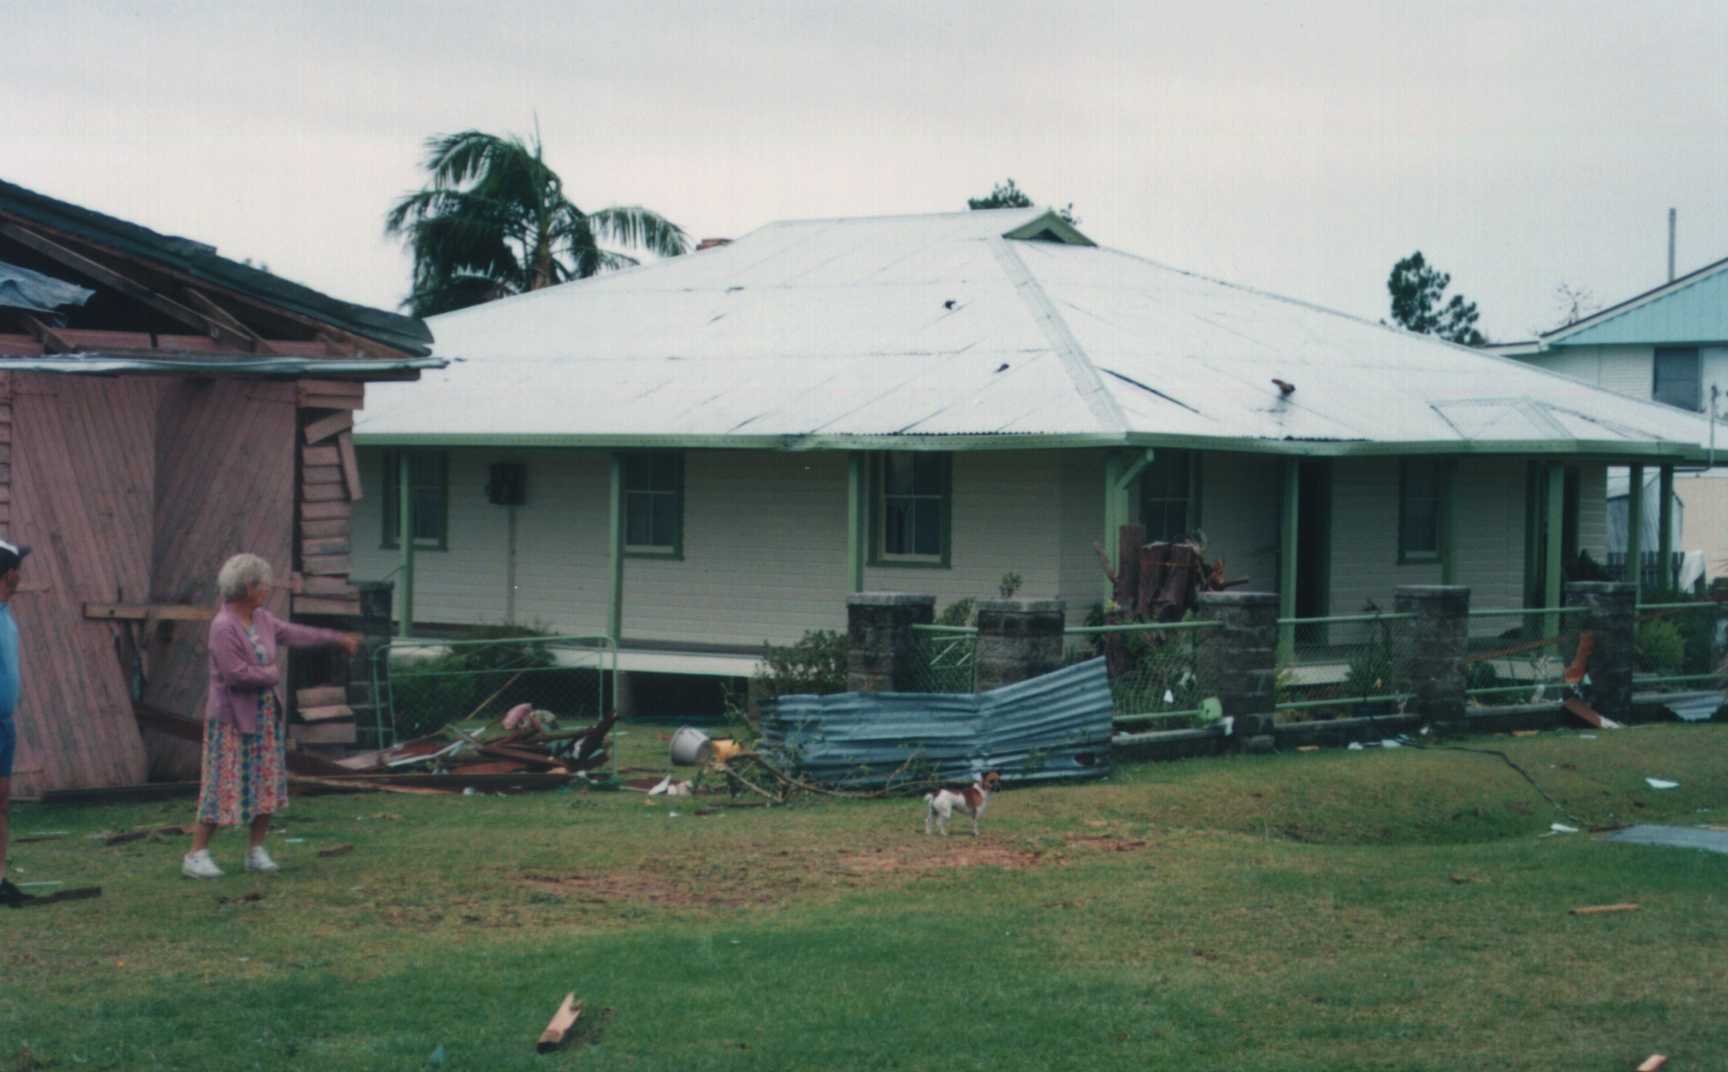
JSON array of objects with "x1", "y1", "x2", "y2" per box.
[
  {"x1": 1540, "y1": 252, "x2": 1728, "y2": 343},
  {"x1": 988, "y1": 236, "x2": 1127, "y2": 434}
]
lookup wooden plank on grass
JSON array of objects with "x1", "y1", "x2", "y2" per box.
[
  {"x1": 537, "y1": 994, "x2": 583, "y2": 1053},
  {"x1": 302, "y1": 411, "x2": 352, "y2": 444},
  {"x1": 299, "y1": 704, "x2": 355, "y2": 722},
  {"x1": 295, "y1": 685, "x2": 349, "y2": 709},
  {"x1": 336, "y1": 431, "x2": 362, "y2": 502},
  {"x1": 1570, "y1": 903, "x2": 1640, "y2": 916}
]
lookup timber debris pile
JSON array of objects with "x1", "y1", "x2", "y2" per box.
[{"x1": 332, "y1": 704, "x2": 618, "y2": 779}]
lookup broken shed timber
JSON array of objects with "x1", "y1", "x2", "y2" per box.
[{"x1": 0, "y1": 176, "x2": 441, "y2": 795}]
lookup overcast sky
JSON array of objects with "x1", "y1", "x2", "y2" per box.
[{"x1": 8, "y1": 1, "x2": 1727, "y2": 342}]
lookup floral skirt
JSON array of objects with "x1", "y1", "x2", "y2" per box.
[{"x1": 195, "y1": 698, "x2": 288, "y2": 826}]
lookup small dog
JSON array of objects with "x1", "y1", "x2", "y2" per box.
[{"x1": 923, "y1": 770, "x2": 1002, "y2": 837}]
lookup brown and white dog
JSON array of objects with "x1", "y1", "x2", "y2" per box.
[{"x1": 923, "y1": 770, "x2": 1002, "y2": 837}]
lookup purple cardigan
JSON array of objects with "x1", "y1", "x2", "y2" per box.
[{"x1": 205, "y1": 606, "x2": 346, "y2": 733}]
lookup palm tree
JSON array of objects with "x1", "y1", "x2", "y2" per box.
[{"x1": 385, "y1": 128, "x2": 688, "y2": 317}]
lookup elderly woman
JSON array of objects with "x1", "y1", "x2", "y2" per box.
[{"x1": 182, "y1": 553, "x2": 358, "y2": 879}]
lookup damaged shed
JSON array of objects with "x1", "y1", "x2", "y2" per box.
[{"x1": 0, "y1": 178, "x2": 442, "y2": 796}]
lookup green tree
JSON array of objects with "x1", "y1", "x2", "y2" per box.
[
  {"x1": 1386, "y1": 251, "x2": 1486, "y2": 346},
  {"x1": 968, "y1": 178, "x2": 1077, "y2": 225},
  {"x1": 386, "y1": 129, "x2": 688, "y2": 317}
]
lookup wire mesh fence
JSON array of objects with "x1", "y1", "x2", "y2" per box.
[
  {"x1": 1461, "y1": 607, "x2": 1589, "y2": 706},
  {"x1": 1064, "y1": 619, "x2": 1221, "y2": 730},
  {"x1": 371, "y1": 634, "x2": 616, "y2": 745},
  {"x1": 1632, "y1": 600, "x2": 1728, "y2": 694},
  {"x1": 1274, "y1": 612, "x2": 1416, "y2": 719},
  {"x1": 905, "y1": 625, "x2": 978, "y2": 693}
]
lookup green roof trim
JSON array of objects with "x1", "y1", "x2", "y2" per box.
[
  {"x1": 0, "y1": 177, "x2": 432, "y2": 355},
  {"x1": 353, "y1": 429, "x2": 1708, "y2": 463}
]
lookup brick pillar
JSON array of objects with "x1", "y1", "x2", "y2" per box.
[
  {"x1": 846, "y1": 593, "x2": 936, "y2": 693},
  {"x1": 1565, "y1": 581, "x2": 1636, "y2": 723},
  {"x1": 1394, "y1": 585, "x2": 1470, "y2": 735},
  {"x1": 973, "y1": 599, "x2": 1067, "y2": 692},
  {"x1": 1197, "y1": 591, "x2": 1279, "y2": 753}
]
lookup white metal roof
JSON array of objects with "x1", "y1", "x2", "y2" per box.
[{"x1": 357, "y1": 207, "x2": 1716, "y2": 458}]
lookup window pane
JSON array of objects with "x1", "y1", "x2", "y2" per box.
[
  {"x1": 652, "y1": 494, "x2": 679, "y2": 547},
  {"x1": 1402, "y1": 499, "x2": 1438, "y2": 554},
  {"x1": 913, "y1": 500, "x2": 942, "y2": 556},
  {"x1": 884, "y1": 454, "x2": 916, "y2": 495},
  {"x1": 625, "y1": 493, "x2": 654, "y2": 546},
  {"x1": 1654, "y1": 349, "x2": 1701, "y2": 411},
  {"x1": 623, "y1": 456, "x2": 651, "y2": 490},
  {"x1": 651, "y1": 454, "x2": 679, "y2": 491},
  {"x1": 912, "y1": 454, "x2": 946, "y2": 495},
  {"x1": 412, "y1": 489, "x2": 442, "y2": 542},
  {"x1": 1404, "y1": 460, "x2": 1438, "y2": 498},
  {"x1": 885, "y1": 499, "x2": 915, "y2": 555}
]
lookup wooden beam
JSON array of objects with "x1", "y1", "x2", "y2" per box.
[
  {"x1": 336, "y1": 431, "x2": 363, "y2": 502},
  {"x1": 301, "y1": 536, "x2": 351, "y2": 557},
  {"x1": 299, "y1": 575, "x2": 357, "y2": 598},
  {"x1": 12, "y1": 312, "x2": 74, "y2": 354},
  {"x1": 304, "y1": 465, "x2": 344, "y2": 485},
  {"x1": 0, "y1": 221, "x2": 254, "y2": 349},
  {"x1": 299, "y1": 518, "x2": 349, "y2": 540},
  {"x1": 298, "y1": 703, "x2": 355, "y2": 722},
  {"x1": 290, "y1": 721, "x2": 357, "y2": 746},
  {"x1": 301, "y1": 481, "x2": 348, "y2": 503},
  {"x1": 298, "y1": 379, "x2": 365, "y2": 398},
  {"x1": 84, "y1": 603, "x2": 214, "y2": 622},
  {"x1": 301, "y1": 500, "x2": 352, "y2": 522},
  {"x1": 303, "y1": 411, "x2": 352, "y2": 445},
  {"x1": 302, "y1": 444, "x2": 341, "y2": 467},
  {"x1": 300, "y1": 554, "x2": 351, "y2": 576},
  {"x1": 295, "y1": 685, "x2": 349, "y2": 708},
  {"x1": 180, "y1": 287, "x2": 276, "y2": 354}
]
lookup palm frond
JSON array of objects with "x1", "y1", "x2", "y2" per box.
[
  {"x1": 404, "y1": 272, "x2": 517, "y2": 318},
  {"x1": 586, "y1": 206, "x2": 689, "y2": 257}
]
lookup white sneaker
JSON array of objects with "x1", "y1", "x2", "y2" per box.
[
  {"x1": 245, "y1": 846, "x2": 279, "y2": 874},
  {"x1": 182, "y1": 849, "x2": 223, "y2": 880}
]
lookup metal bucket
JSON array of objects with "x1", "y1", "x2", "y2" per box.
[{"x1": 669, "y1": 726, "x2": 712, "y2": 766}]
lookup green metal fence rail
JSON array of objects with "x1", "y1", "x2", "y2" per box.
[
  {"x1": 1462, "y1": 607, "x2": 1588, "y2": 705},
  {"x1": 368, "y1": 634, "x2": 618, "y2": 746},
  {"x1": 1064, "y1": 618, "x2": 1223, "y2": 730},
  {"x1": 1632, "y1": 600, "x2": 1727, "y2": 693},
  {"x1": 1275, "y1": 611, "x2": 1415, "y2": 717},
  {"x1": 906, "y1": 624, "x2": 978, "y2": 694}
]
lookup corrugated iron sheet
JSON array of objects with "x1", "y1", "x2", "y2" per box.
[
  {"x1": 759, "y1": 657, "x2": 1112, "y2": 789},
  {"x1": 358, "y1": 206, "x2": 1716, "y2": 453}
]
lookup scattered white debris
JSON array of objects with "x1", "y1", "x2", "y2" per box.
[
  {"x1": 1646, "y1": 778, "x2": 1680, "y2": 791},
  {"x1": 1579, "y1": 734, "x2": 1597, "y2": 740},
  {"x1": 649, "y1": 776, "x2": 692, "y2": 797},
  {"x1": 1380, "y1": 739, "x2": 1401, "y2": 749},
  {"x1": 1347, "y1": 742, "x2": 1364, "y2": 751},
  {"x1": 1549, "y1": 823, "x2": 1580, "y2": 835}
]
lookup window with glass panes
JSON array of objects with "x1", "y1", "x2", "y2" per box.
[
  {"x1": 622, "y1": 452, "x2": 683, "y2": 555},
  {"x1": 1138, "y1": 450, "x2": 1194, "y2": 542},
  {"x1": 873, "y1": 453, "x2": 950, "y2": 563},
  {"x1": 381, "y1": 449, "x2": 449, "y2": 550},
  {"x1": 1398, "y1": 458, "x2": 1443, "y2": 561},
  {"x1": 1653, "y1": 348, "x2": 1701, "y2": 412}
]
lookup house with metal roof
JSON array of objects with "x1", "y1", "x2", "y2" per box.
[
  {"x1": 351, "y1": 207, "x2": 1714, "y2": 689},
  {"x1": 0, "y1": 177, "x2": 442, "y2": 794},
  {"x1": 1494, "y1": 254, "x2": 1728, "y2": 589}
]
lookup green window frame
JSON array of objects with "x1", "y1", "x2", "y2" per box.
[
  {"x1": 869, "y1": 452, "x2": 952, "y2": 567},
  {"x1": 1138, "y1": 450, "x2": 1199, "y2": 542},
  {"x1": 621, "y1": 451, "x2": 684, "y2": 558},
  {"x1": 1397, "y1": 458, "x2": 1445, "y2": 563},
  {"x1": 381, "y1": 449, "x2": 450, "y2": 551}
]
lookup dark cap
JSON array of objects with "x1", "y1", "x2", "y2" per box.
[{"x1": 0, "y1": 539, "x2": 31, "y2": 573}]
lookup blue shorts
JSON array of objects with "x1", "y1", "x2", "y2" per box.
[{"x1": 0, "y1": 718, "x2": 13, "y2": 779}]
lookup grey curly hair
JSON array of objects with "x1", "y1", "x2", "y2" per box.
[{"x1": 217, "y1": 553, "x2": 274, "y2": 602}]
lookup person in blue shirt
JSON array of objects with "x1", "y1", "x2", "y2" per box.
[{"x1": 0, "y1": 538, "x2": 28, "y2": 908}]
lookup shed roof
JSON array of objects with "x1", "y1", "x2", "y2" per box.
[
  {"x1": 358, "y1": 208, "x2": 1714, "y2": 459},
  {"x1": 0, "y1": 177, "x2": 433, "y2": 357}
]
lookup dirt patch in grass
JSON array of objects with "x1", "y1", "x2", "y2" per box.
[{"x1": 511, "y1": 834, "x2": 1150, "y2": 910}]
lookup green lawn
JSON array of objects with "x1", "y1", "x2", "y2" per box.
[{"x1": 3, "y1": 724, "x2": 1726, "y2": 1070}]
